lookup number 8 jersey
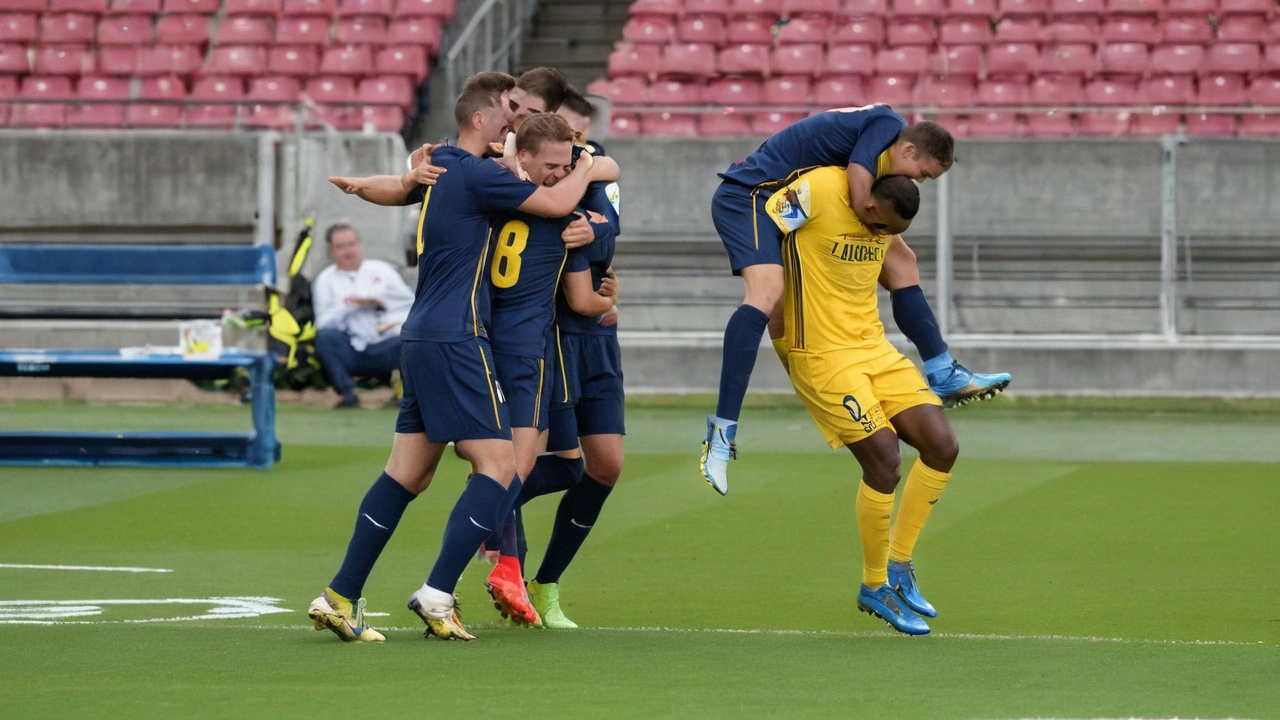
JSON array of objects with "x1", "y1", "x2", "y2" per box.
[{"x1": 487, "y1": 210, "x2": 575, "y2": 358}]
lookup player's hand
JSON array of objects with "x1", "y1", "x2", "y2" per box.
[
  {"x1": 561, "y1": 214, "x2": 595, "y2": 249},
  {"x1": 405, "y1": 143, "x2": 447, "y2": 186},
  {"x1": 488, "y1": 141, "x2": 506, "y2": 156},
  {"x1": 329, "y1": 176, "x2": 370, "y2": 194},
  {"x1": 597, "y1": 267, "x2": 618, "y2": 301},
  {"x1": 584, "y1": 210, "x2": 608, "y2": 224}
]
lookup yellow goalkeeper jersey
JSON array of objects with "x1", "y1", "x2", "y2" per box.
[{"x1": 767, "y1": 165, "x2": 890, "y2": 354}]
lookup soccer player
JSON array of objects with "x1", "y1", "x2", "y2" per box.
[
  {"x1": 701, "y1": 105, "x2": 1010, "y2": 497},
  {"x1": 307, "y1": 71, "x2": 619, "y2": 642},
  {"x1": 514, "y1": 89, "x2": 625, "y2": 629},
  {"x1": 480, "y1": 111, "x2": 616, "y2": 627},
  {"x1": 767, "y1": 166, "x2": 959, "y2": 635}
]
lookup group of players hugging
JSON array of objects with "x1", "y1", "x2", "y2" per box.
[{"x1": 307, "y1": 66, "x2": 1012, "y2": 641}]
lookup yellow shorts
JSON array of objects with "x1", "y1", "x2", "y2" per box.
[{"x1": 787, "y1": 341, "x2": 941, "y2": 450}]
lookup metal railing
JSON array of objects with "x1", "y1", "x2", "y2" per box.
[{"x1": 443, "y1": 0, "x2": 536, "y2": 103}]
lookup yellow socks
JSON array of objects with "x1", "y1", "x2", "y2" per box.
[
  {"x1": 856, "y1": 480, "x2": 895, "y2": 589},
  {"x1": 889, "y1": 460, "x2": 951, "y2": 563}
]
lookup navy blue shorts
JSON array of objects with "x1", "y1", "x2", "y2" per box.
[
  {"x1": 493, "y1": 346, "x2": 553, "y2": 432},
  {"x1": 395, "y1": 338, "x2": 512, "y2": 443},
  {"x1": 711, "y1": 179, "x2": 783, "y2": 275},
  {"x1": 545, "y1": 332, "x2": 626, "y2": 451}
]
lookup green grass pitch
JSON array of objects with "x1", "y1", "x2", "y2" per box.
[{"x1": 1, "y1": 396, "x2": 1278, "y2": 719}]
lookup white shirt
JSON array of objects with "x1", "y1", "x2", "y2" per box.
[{"x1": 312, "y1": 259, "x2": 415, "y2": 352}]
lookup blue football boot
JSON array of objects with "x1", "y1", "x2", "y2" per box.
[
  {"x1": 699, "y1": 415, "x2": 736, "y2": 496},
  {"x1": 887, "y1": 559, "x2": 936, "y2": 618},
  {"x1": 856, "y1": 584, "x2": 931, "y2": 636},
  {"x1": 927, "y1": 361, "x2": 1012, "y2": 408}
]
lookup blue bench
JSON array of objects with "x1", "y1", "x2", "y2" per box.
[{"x1": 0, "y1": 244, "x2": 281, "y2": 469}]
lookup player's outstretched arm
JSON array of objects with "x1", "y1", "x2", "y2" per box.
[
  {"x1": 518, "y1": 155, "x2": 621, "y2": 218},
  {"x1": 562, "y1": 267, "x2": 616, "y2": 317},
  {"x1": 329, "y1": 170, "x2": 421, "y2": 206}
]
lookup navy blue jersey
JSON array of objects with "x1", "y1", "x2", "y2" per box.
[
  {"x1": 556, "y1": 147, "x2": 619, "y2": 336},
  {"x1": 719, "y1": 105, "x2": 906, "y2": 189},
  {"x1": 399, "y1": 146, "x2": 538, "y2": 343},
  {"x1": 488, "y1": 209, "x2": 574, "y2": 357}
]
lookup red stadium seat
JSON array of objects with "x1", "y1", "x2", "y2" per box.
[
  {"x1": 1043, "y1": 16, "x2": 1100, "y2": 43},
  {"x1": 303, "y1": 75, "x2": 353, "y2": 103},
  {"x1": 243, "y1": 102, "x2": 298, "y2": 128},
  {"x1": 68, "y1": 76, "x2": 128, "y2": 127},
  {"x1": 98, "y1": 14, "x2": 152, "y2": 44},
  {"x1": 1130, "y1": 110, "x2": 1181, "y2": 136},
  {"x1": 374, "y1": 45, "x2": 425, "y2": 82},
  {"x1": 1085, "y1": 75, "x2": 1139, "y2": 104},
  {"x1": 109, "y1": 0, "x2": 162, "y2": 13},
  {"x1": 268, "y1": 45, "x2": 319, "y2": 75},
  {"x1": 683, "y1": 0, "x2": 732, "y2": 16},
  {"x1": 1205, "y1": 43, "x2": 1262, "y2": 74},
  {"x1": 138, "y1": 43, "x2": 202, "y2": 75},
  {"x1": 1185, "y1": 113, "x2": 1237, "y2": 136},
  {"x1": 205, "y1": 45, "x2": 268, "y2": 76},
  {"x1": 191, "y1": 74, "x2": 245, "y2": 99},
  {"x1": 336, "y1": 16, "x2": 388, "y2": 44},
  {"x1": 249, "y1": 74, "x2": 301, "y2": 100},
  {"x1": 783, "y1": 0, "x2": 839, "y2": 17},
  {"x1": 728, "y1": 0, "x2": 782, "y2": 16},
  {"x1": 642, "y1": 111, "x2": 697, "y2": 136},
  {"x1": 1219, "y1": 0, "x2": 1272, "y2": 13},
  {"x1": 41, "y1": 13, "x2": 96, "y2": 43},
  {"x1": 338, "y1": 0, "x2": 392, "y2": 16},
  {"x1": 621, "y1": 15, "x2": 674, "y2": 44},
  {"x1": 357, "y1": 75, "x2": 410, "y2": 109},
  {"x1": 592, "y1": 76, "x2": 648, "y2": 105},
  {"x1": 939, "y1": 18, "x2": 992, "y2": 45},
  {"x1": 1100, "y1": 16, "x2": 1160, "y2": 43},
  {"x1": 1106, "y1": 0, "x2": 1160, "y2": 13},
  {"x1": 1161, "y1": 15, "x2": 1213, "y2": 44},
  {"x1": 0, "y1": 13, "x2": 39, "y2": 43},
  {"x1": 226, "y1": 0, "x2": 283, "y2": 14},
  {"x1": 1048, "y1": 0, "x2": 1103, "y2": 15},
  {"x1": 886, "y1": 19, "x2": 935, "y2": 46},
  {"x1": 1198, "y1": 73, "x2": 1246, "y2": 104},
  {"x1": 992, "y1": 16, "x2": 1041, "y2": 42},
  {"x1": 353, "y1": 104, "x2": 404, "y2": 130},
  {"x1": 677, "y1": 15, "x2": 726, "y2": 44},
  {"x1": 155, "y1": 14, "x2": 210, "y2": 44},
  {"x1": 812, "y1": 74, "x2": 865, "y2": 105},
  {"x1": 319, "y1": 43, "x2": 373, "y2": 75},
  {"x1": 998, "y1": 0, "x2": 1048, "y2": 14},
  {"x1": 863, "y1": 73, "x2": 914, "y2": 105},
  {"x1": 2, "y1": 0, "x2": 47, "y2": 10},
  {"x1": 839, "y1": 0, "x2": 888, "y2": 17},
  {"x1": 704, "y1": 76, "x2": 763, "y2": 104},
  {"x1": 395, "y1": 0, "x2": 453, "y2": 18},
  {"x1": 163, "y1": 0, "x2": 221, "y2": 13},
  {"x1": 35, "y1": 45, "x2": 95, "y2": 75},
  {"x1": 649, "y1": 78, "x2": 703, "y2": 104},
  {"x1": 12, "y1": 76, "x2": 73, "y2": 128},
  {"x1": 184, "y1": 104, "x2": 237, "y2": 127},
  {"x1": 894, "y1": 0, "x2": 945, "y2": 16},
  {"x1": 1039, "y1": 43, "x2": 1095, "y2": 75},
  {"x1": 698, "y1": 111, "x2": 752, "y2": 135},
  {"x1": 1164, "y1": 0, "x2": 1215, "y2": 10},
  {"x1": 1024, "y1": 110, "x2": 1074, "y2": 135},
  {"x1": 126, "y1": 102, "x2": 182, "y2": 126},
  {"x1": 933, "y1": 44, "x2": 982, "y2": 76},
  {"x1": 987, "y1": 43, "x2": 1040, "y2": 75},
  {"x1": 283, "y1": 0, "x2": 338, "y2": 14},
  {"x1": 976, "y1": 78, "x2": 1029, "y2": 104},
  {"x1": 762, "y1": 75, "x2": 811, "y2": 104},
  {"x1": 771, "y1": 43, "x2": 822, "y2": 75},
  {"x1": 774, "y1": 16, "x2": 826, "y2": 44},
  {"x1": 1098, "y1": 42, "x2": 1150, "y2": 74},
  {"x1": 96, "y1": 45, "x2": 136, "y2": 74},
  {"x1": 717, "y1": 43, "x2": 770, "y2": 76},
  {"x1": 608, "y1": 43, "x2": 661, "y2": 77},
  {"x1": 875, "y1": 46, "x2": 929, "y2": 75},
  {"x1": 0, "y1": 43, "x2": 31, "y2": 74},
  {"x1": 750, "y1": 110, "x2": 804, "y2": 135},
  {"x1": 138, "y1": 73, "x2": 185, "y2": 98},
  {"x1": 215, "y1": 16, "x2": 273, "y2": 44},
  {"x1": 1150, "y1": 44, "x2": 1203, "y2": 74},
  {"x1": 77, "y1": 74, "x2": 129, "y2": 98},
  {"x1": 609, "y1": 113, "x2": 640, "y2": 136},
  {"x1": 948, "y1": 0, "x2": 997, "y2": 15},
  {"x1": 1216, "y1": 14, "x2": 1268, "y2": 43},
  {"x1": 967, "y1": 111, "x2": 1024, "y2": 136},
  {"x1": 1140, "y1": 74, "x2": 1196, "y2": 104},
  {"x1": 1238, "y1": 114, "x2": 1280, "y2": 136},
  {"x1": 829, "y1": 17, "x2": 884, "y2": 45},
  {"x1": 630, "y1": 0, "x2": 683, "y2": 15},
  {"x1": 726, "y1": 16, "x2": 777, "y2": 43},
  {"x1": 659, "y1": 42, "x2": 718, "y2": 78},
  {"x1": 20, "y1": 76, "x2": 74, "y2": 97},
  {"x1": 823, "y1": 43, "x2": 875, "y2": 76},
  {"x1": 914, "y1": 74, "x2": 975, "y2": 106},
  {"x1": 1265, "y1": 44, "x2": 1280, "y2": 72},
  {"x1": 50, "y1": 0, "x2": 109, "y2": 13},
  {"x1": 386, "y1": 17, "x2": 441, "y2": 51},
  {"x1": 1248, "y1": 74, "x2": 1280, "y2": 104},
  {"x1": 275, "y1": 15, "x2": 330, "y2": 44},
  {"x1": 1030, "y1": 73, "x2": 1084, "y2": 103},
  {"x1": 1077, "y1": 111, "x2": 1132, "y2": 136}
]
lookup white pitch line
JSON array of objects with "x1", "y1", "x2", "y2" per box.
[{"x1": 0, "y1": 563, "x2": 173, "y2": 573}]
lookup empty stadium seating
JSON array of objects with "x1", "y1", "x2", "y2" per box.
[
  {"x1": 605, "y1": 0, "x2": 1280, "y2": 137},
  {"x1": 0, "y1": 0, "x2": 453, "y2": 130}
]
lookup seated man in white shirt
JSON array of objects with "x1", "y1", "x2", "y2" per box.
[{"x1": 313, "y1": 223, "x2": 416, "y2": 409}]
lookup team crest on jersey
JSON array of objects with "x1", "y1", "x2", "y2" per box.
[
  {"x1": 766, "y1": 180, "x2": 812, "y2": 233},
  {"x1": 842, "y1": 395, "x2": 884, "y2": 433}
]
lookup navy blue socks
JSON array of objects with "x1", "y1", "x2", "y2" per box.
[
  {"x1": 330, "y1": 472, "x2": 416, "y2": 600},
  {"x1": 426, "y1": 473, "x2": 513, "y2": 594},
  {"x1": 716, "y1": 304, "x2": 771, "y2": 421},
  {"x1": 517, "y1": 455, "x2": 585, "y2": 508},
  {"x1": 890, "y1": 285, "x2": 951, "y2": 374},
  {"x1": 535, "y1": 474, "x2": 613, "y2": 585}
]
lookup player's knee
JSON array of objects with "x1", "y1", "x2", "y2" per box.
[
  {"x1": 863, "y1": 465, "x2": 901, "y2": 495},
  {"x1": 742, "y1": 267, "x2": 784, "y2": 312},
  {"x1": 920, "y1": 431, "x2": 960, "y2": 472},
  {"x1": 585, "y1": 454, "x2": 622, "y2": 486}
]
